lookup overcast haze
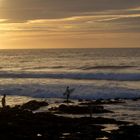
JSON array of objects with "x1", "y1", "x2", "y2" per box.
[{"x1": 0, "y1": 0, "x2": 140, "y2": 49}]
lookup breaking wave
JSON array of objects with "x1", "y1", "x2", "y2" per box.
[
  {"x1": 0, "y1": 84, "x2": 140, "y2": 100},
  {"x1": 0, "y1": 72, "x2": 140, "y2": 81}
]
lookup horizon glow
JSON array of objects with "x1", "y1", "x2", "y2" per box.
[{"x1": 0, "y1": 0, "x2": 140, "y2": 49}]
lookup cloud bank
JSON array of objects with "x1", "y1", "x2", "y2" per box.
[{"x1": 0, "y1": 0, "x2": 140, "y2": 48}]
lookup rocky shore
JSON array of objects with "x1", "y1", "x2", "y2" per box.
[{"x1": 0, "y1": 99, "x2": 139, "y2": 140}]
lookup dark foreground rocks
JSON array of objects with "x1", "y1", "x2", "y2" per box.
[
  {"x1": 20, "y1": 100, "x2": 49, "y2": 111},
  {"x1": 49, "y1": 104, "x2": 113, "y2": 114},
  {"x1": 110, "y1": 125, "x2": 140, "y2": 140},
  {"x1": 0, "y1": 108, "x2": 107, "y2": 140},
  {"x1": 0, "y1": 99, "x2": 139, "y2": 140},
  {"x1": 0, "y1": 106, "x2": 138, "y2": 140}
]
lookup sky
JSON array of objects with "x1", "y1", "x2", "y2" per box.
[{"x1": 0, "y1": 0, "x2": 140, "y2": 49}]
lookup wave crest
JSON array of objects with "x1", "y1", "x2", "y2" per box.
[{"x1": 0, "y1": 72, "x2": 140, "y2": 81}]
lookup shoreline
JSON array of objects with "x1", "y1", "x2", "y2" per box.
[
  {"x1": 0, "y1": 98, "x2": 139, "y2": 139},
  {"x1": 0, "y1": 95, "x2": 140, "y2": 124}
]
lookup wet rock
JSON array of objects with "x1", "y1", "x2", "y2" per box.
[
  {"x1": 110, "y1": 125, "x2": 140, "y2": 140},
  {"x1": 0, "y1": 107, "x2": 132, "y2": 140},
  {"x1": 20, "y1": 100, "x2": 48, "y2": 111},
  {"x1": 49, "y1": 104, "x2": 113, "y2": 114},
  {"x1": 132, "y1": 97, "x2": 140, "y2": 101},
  {"x1": 63, "y1": 100, "x2": 74, "y2": 104}
]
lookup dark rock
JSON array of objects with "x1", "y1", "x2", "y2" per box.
[
  {"x1": 0, "y1": 107, "x2": 133, "y2": 140},
  {"x1": 110, "y1": 125, "x2": 140, "y2": 140},
  {"x1": 49, "y1": 104, "x2": 113, "y2": 114},
  {"x1": 79, "y1": 99, "x2": 125, "y2": 106},
  {"x1": 63, "y1": 100, "x2": 74, "y2": 104},
  {"x1": 78, "y1": 99, "x2": 84, "y2": 102},
  {"x1": 132, "y1": 97, "x2": 140, "y2": 101},
  {"x1": 20, "y1": 100, "x2": 48, "y2": 111}
]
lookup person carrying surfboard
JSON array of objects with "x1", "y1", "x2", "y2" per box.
[{"x1": 63, "y1": 86, "x2": 74, "y2": 103}]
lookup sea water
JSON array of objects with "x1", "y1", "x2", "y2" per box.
[
  {"x1": 0, "y1": 48, "x2": 140, "y2": 124},
  {"x1": 0, "y1": 48, "x2": 139, "y2": 100}
]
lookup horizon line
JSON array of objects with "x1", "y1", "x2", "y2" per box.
[{"x1": 0, "y1": 47, "x2": 140, "y2": 50}]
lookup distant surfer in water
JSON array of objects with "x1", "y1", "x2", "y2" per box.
[
  {"x1": 1, "y1": 94, "x2": 6, "y2": 108},
  {"x1": 63, "y1": 86, "x2": 75, "y2": 103}
]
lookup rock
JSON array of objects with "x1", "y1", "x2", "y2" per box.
[
  {"x1": 63, "y1": 100, "x2": 74, "y2": 103},
  {"x1": 20, "y1": 100, "x2": 48, "y2": 111},
  {"x1": 0, "y1": 107, "x2": 132, "y2": 140},
  {"x1": 110, "y1": 125, "x2": 140, "y2": 140},
  {"x1": 79, "y1": 99, "x2": 125, "y2": 106},
  {"x1": 49, "y1": 104, "x2": 113, "y2": 114},
  {"x1": 132, "y1": 97, "x2": 140, "y2": 101}
]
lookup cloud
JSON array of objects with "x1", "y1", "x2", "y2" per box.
[
  {"x1": 0, "y1": 0, "x2": 140, "y2": 33},
  {"x1": 0, "y1": 0, "x2": 140, "y2": 22},
  {"x1": 1, "y1": 13, "x2": 140, "y2": 34},
  {"x1": 0, "y1": 0, "x2": 140, "y2": 49}
]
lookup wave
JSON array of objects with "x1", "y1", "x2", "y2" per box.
[
  {"x1": 80, "y1": 66, "x2": 137, "y2": 70},
  {"x1": 0, "y1": 84, "x2": 140, "y2": 100},
  {"x1": 22, "y1": 66, "x2": 65, "y2": 70},
  {"x1": 0, "y1": 72, "x2": 140, "y2": 81},
  {"x1": 20, "y1": 65, "x2": 138, "y2": 71}
]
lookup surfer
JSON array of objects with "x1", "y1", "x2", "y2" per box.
[{"x1": 63, "y1": 86, "x2": 74, "y2": 103}]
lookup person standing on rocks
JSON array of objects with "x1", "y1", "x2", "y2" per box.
[
  {"x1": 1, "y1": 94, "x2": 6, "y2": 108},
  {"x1": 63, "y1": 86, "x2": 75, "y2": 104},
  {"x1": 64, "y1": 86, "x2": 71, "y2": 103}
]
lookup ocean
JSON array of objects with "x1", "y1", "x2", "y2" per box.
[{"x1": 0, "y1": 48, "x2": 140, "y2": 100}]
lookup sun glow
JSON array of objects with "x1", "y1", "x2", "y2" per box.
[{"x1": 0, "y1": 1, "x2": 140, "y2": 49}]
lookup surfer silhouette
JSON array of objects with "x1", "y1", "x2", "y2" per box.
[
  {"x1": 1, "y1": 94, "x2": 6, "y2": 108},
  {"x1": 63, "y1": 86, "x2": 74, "y2": 103}
]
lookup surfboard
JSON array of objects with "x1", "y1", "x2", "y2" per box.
[{"x1": 63, "y1": 88, "x2": 75, "y2": 95}]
